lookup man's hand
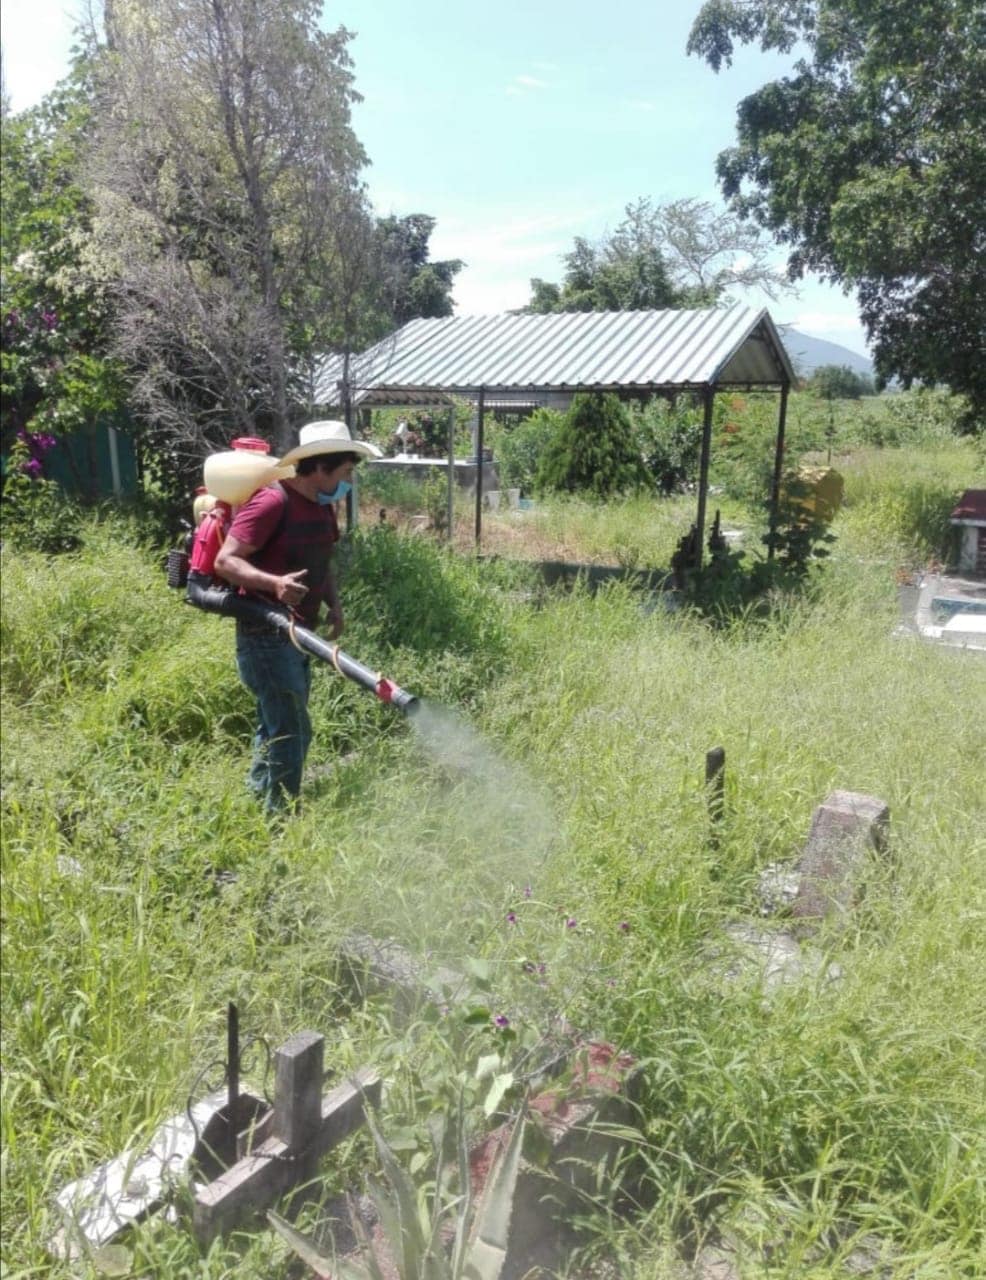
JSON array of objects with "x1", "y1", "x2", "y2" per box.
[{"x1": 275, "y1": 569, "x2": 309, "y2": 608}]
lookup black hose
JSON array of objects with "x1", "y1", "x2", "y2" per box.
[
  {"x1": 185, "y1": 572, "x2": 247, "y2": 617},
  {"x1": 185, "y1": 572, "x2": 418, "y2": 712}
]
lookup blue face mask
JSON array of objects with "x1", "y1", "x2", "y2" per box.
[{"x1": 317, "y1": 480, "x2": 351, "y2": 506}]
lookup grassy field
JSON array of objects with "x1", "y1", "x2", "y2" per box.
[{"x1": 2, "y1": 432, "x2": 985, "y2": 1277}]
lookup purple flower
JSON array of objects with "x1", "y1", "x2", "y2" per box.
[
  {"x1": 20, "y1": 457, "x2": 42, "y2": 478},
  {"x1": 524, "y1": 884, "x2": 532, "y2": 898},
  {"x1": 42, "y1": 310, "x2": 58, "y2": 331},
  {"x1": 619, "y1": 921, "x2": 630, "y2": 933},
  {"x1": 505, "y1": 911, "x2": 517, "y2": 925},
  {"x1": 493, "y1": 1013, "x2": 510, "y2": 1028},
  {"x1": 566, "y1": 917, "x2": 578, "y2": 929}
]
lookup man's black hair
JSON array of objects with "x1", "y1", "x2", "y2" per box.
[{"x1": 296, "y1": 451, "x2": 361, "y2": 475}]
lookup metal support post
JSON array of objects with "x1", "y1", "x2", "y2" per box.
[
  {"x1": 768, "y1": 382, "x2": 790, "y2": 561},
  {"x1": 694, "y1": 387, "x2": 715, "y2": 571},
  {"x1": 447, "y1": 405, "x2": 456, "y2": 541},
  {"x1": 474, "y1": 388, "x2": 486, "y2": 550}
]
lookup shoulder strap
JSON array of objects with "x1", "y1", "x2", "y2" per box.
[{"x1": 273, "y1": 481, "x2": 290, "y2": 536}]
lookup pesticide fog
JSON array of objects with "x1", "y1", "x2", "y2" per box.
[{"x1": 341, "y1": 699, "x2": 562, "y2": 954}]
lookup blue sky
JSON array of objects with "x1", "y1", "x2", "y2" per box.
[{"x1": 1, "y1": 0, "x2": 870, "y2": 355}]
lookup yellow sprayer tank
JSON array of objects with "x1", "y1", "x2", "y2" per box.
[{"x1": 202, "y1": 450, "x2": 294, "y2": 505}]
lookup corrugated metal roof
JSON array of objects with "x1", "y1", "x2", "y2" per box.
[{"x1": 313, "y1": 305, "x2": 795, "y2": 404}]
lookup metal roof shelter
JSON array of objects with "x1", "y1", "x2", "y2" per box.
[{"x1": 315, "y1": 304, "x2": 797, "y2": 566}]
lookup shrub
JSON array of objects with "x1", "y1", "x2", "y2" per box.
[
  {"x1": 629, "y1": 397, "x2": 703, "y2": 494},
  {"x1": 371, "y1": 404, "x2": 473, "y2": 458},
  {"x1": 854, "y1": 388, "x2": 970, "y2": 448},
  {"x1": 494, "y1": 408, "x2": 564, "y2": 495},
  {"x1": 422, "y1": 467, "x2": 451, "y2": 533},
  {"x1": 710, "y1": 394, "x2": 828, "y2": 504},
  {"x1": 536, "y1": 393, "x2": 651, "y2": 498},
  {"x1": 0, "y1": 436, "x2": 84, "y2": 553},
  {"x1": 341, "y1": 524, "x2": 508, "y2": 660},
  {"x1": 359, "y1": 465, "x2": 427, "y2": 514}
]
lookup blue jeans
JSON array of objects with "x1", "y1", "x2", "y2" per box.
[{"x1": 235, "y1": 628, "x2": 312, "y2": 812}]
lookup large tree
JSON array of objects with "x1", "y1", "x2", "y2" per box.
[
  {"x1": 527, "y1": 197, "x2": 788, "y2": 313},
  {"x1": 688, "y1": 0, "x2": 986, "y2": 424},
  {"x1": 375, "y1": 213, "x2": 462, "y2": 327},
  {"x1": 528, "y1": 200, "x2": 680, "y2": 313},
  {"x1": 89, "y1": 0, "x2": 369, "y2": 455},
  {"x1": 651, "y1": 196, "x2": 792, "y2": 306}
]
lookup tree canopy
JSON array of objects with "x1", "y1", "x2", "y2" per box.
[
  {"x1": 528, "y1": 201, "x2": 679, "y2": 313},
  {"x1": 810, "y1": 364, "x2": 875, "y2": 401},
  {"x1": 1, "y1": 60, "x2": 125, "y2": 480},
  {"x1": 376, "y1": 213, "x2": 462, "y2": 327},
  {"x1": 88, "y1": 0, "x2": 369, "y2": 455},
  {"x1": 2, "y1": 6, "x2": 465, "y2": 495},
  {"x1": 688, "y1": 0, "x2": 986, "y2": 425},
  {"x1": 527, "y1": 197, "x2": 789, "y2": 313}
]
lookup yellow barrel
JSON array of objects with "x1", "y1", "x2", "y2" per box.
[{"x1": 781, "y1": 466, "x2": 844, "y2": 524}]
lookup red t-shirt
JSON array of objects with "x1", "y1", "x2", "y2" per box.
[{"x1": 228, "y1": 482, "x2": 339, "y2": 627}]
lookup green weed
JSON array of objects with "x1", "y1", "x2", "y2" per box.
[{"x1": 2, "y1": 445, "x2": 984, "y2": 1277}]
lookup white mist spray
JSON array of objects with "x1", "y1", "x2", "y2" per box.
[{"x1": 347, "y1": 698, "x2": 563, "y2": 953}]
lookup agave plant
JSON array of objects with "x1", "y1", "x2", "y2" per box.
[{"x1": 268, "y1": 1097, "x2": 527, "y2": 1280}]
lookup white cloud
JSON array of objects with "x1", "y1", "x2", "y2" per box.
[
  {"x1": 507, "y1": 71, "x2": 552, "y2": 95},
  {"x1": 791, "y1": 309, "x2": 863, "y2": 335},
  {"x1": 431, "y1": 208, "x2": 602, "y2": 266},
  {"x1": 626, "y1": 99, "x2": 657, "y2": 111},
  {"x1": 427, "y1": 207, "x2": 609, "y2": 315}
]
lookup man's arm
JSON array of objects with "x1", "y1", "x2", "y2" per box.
[{"x1": 215, "y1": 534, "x2": 310, "y2": 610}]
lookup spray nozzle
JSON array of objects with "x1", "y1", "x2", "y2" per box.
[{"x1": 375, "y1": 676, "x2": 417, "y2": 712}]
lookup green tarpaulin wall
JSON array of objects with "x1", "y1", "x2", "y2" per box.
[{"x1": 43, "y1": 422, "x2": 139, "y2": 499}]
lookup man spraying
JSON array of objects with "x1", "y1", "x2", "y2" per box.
[{"x1": 215, "y1": 420, "x2": 381, "y2": 813}]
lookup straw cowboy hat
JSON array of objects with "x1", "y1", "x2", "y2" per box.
[{"x1": 280, "y1": 420, "x2": 382, "y2": 466}]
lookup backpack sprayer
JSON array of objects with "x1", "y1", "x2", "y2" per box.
[{"x1": 181, "y1": 439, "x2": 419, "y2": 715}]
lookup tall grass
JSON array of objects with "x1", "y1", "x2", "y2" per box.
[
  {"x1": 2, "y1": 442, "x2": 984, "y2": 1277},
  {"x1": 837, "y1": 443, "x2": 982, "y2": 566}
]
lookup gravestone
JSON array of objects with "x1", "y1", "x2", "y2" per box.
[{"x1": 792, "y1": 790, "x2": 890, "y2": 931}]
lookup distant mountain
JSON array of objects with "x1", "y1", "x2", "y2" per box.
[{"x1": 778, "y1": 327, "x2": 874, "y2": 381}]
